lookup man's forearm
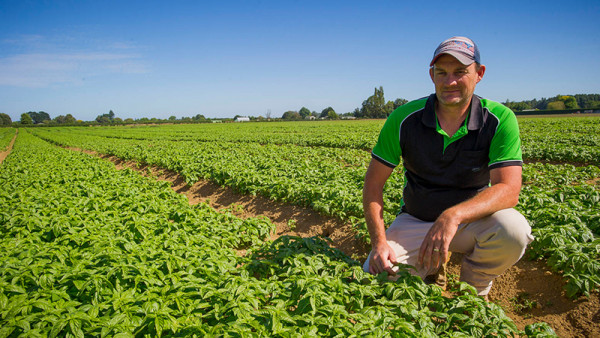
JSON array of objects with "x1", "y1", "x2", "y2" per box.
[
  {"x1": 442, "y1": 181, "x2": 519, "y2": 225},
  {"x1": 363, "y1": 159, "x2": 395, "y2": 248},
  {"x1": 363, "y1": 187, "x2": 388, "y2": 247}
]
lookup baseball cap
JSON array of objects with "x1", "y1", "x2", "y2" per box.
[{"x1": 430, "y1": 36, "x2": 480, "y2": 66}]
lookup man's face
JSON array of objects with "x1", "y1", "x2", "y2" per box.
[{"x1": 429, "y1": 54, "x2": 485, "y2": 109}]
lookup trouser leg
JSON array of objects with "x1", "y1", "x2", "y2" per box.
[
  {"x1": 362, "y1": 209, "x2": 533, "y2": 295},
  {"x1": 449, "y1": 208, "x2": 533, "y2": 295}
]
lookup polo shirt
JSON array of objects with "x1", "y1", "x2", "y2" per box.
[{"x1": 372, "y1": 94, "x2": 522, "y2": 222}]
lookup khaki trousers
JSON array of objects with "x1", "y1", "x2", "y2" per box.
[{"x1": 362, "y1": 208, "x2": 533, "y2": 295}]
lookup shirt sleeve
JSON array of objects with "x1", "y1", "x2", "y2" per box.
[
  {"x1": 488, "y1": 107, "x2": 523, "y2": 169},
  {"x1": 371, "y1": 112, "x2": 402, "y2": 168}
]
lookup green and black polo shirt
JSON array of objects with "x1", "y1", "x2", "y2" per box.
[{"x1": 372, "y1": 94, "x2": 522, "y2": 222}]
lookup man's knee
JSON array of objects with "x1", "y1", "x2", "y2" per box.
[{"x1": 487, "y1": 208, "x2": 533, "y2": 252}]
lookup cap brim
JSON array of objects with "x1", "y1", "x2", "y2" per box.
[{"x1": 430, "y1": 51, "x2": 474, "y2": 66}]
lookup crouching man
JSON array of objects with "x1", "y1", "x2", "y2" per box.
[{"x1": 362, "y1": 36, "x2": 533, "y2": 297}]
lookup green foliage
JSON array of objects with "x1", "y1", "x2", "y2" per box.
[
  {"x1": 299, "y1": 107, "x2": 311, "y2": 118},
  {"x1": 320, "y1": 107, "x2": 336, "y2": 119},
  {"x1": 520, "y1": 117, "x2": 600, "y2": 165},
  {"x1": 0, "y1": 131, "x2": 540, "y2": 336},
  {"x1": 282, "y1": 111, "x2": 301, "y2": 120},
  {"x1": 0, "y1": 113, "x2": 12, "y2": 125},
  {"x1": 96, "y1": 110, "x2": 116, "y2": 124},
  {"x1": 27, "y1": 116, "x2": 600, "y2": 299},
  {"x1": 20, "y1": 113, "x2": 33, "y2": 125},
  {"x1": 359, "y1": 86, "x2": 389, "y2": 118},
  {"x1": 0, "y1": 128, "x2": 15, "y2": 151},
  {"x1": 53, "y1": 114, "x2": 77, "y2": 124},
  {"x1": 503, "y1": 93, "x2": 599, "y2": 111},
  {"x1": 27, "y1": 111, "x2": 50, "y2": 124},
  {"x1": 546, "y1": 101, "x2": 566, "y2": 110}
]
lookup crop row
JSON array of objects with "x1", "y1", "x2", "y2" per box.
[
  {"x1": 54, "y1": 120, "x2": 382, "y2": 150},
  {"x1": 29, "y1": 123, "x2": 600, "y2": 298},
  {"x1": 47, "y1": 116, "x2": 600, "y2": 165},
  {"x1": 0, "y1": 128, "x2": 15, "y2": 151},
  {"x1": 0, "y1": 131, "x2": 554, "y2": 336},
  {"x1": 519, "y1": 117, "x2": 600, "y2": 165}
]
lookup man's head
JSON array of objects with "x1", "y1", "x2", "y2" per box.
[
  {"x1": 430, "y1": 36, "x2": 480, "y2": 67},
  {"x1": 429, "y1": 37, "x2": 485, "y2": 110}
]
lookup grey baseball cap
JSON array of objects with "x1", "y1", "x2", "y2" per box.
[{"x1": 430, "y1": 36, "x2": 480, "y2": 66}]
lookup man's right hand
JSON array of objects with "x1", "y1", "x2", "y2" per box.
[{"x1": 369, "y1": 242, "x2": 398, "y2": 275}]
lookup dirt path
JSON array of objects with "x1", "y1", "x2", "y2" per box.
[
  {"x1": 0, "y1": 129, "x2": 18, "y2": 165},
  {"x1": 74, "y1": 149, "x2": 599, "y2": 337}
]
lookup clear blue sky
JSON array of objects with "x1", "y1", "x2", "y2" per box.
[{"x1": 1, "y1": 0, "x2": 599, "y2": 121}]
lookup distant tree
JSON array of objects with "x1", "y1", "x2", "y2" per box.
[
  {"x1": 20, "y1": 113, "x2": 33, "y2": 125},
  {"x1": 282, "y1": 111, "x2": 301, "y2": 120},
  {"x1": 169, "y1": 116, "x2": 177, "y2": 121},
  {"x1": 584, "y1": 101, "x2": 600, "y2": 109},
  {"x1": 327, "y1": 110, "x2": 339, "y2": 120},
  {"x1": 54, "y1": 115, "x2": 67, "y2": 124},
  {"x1": 547, "y1": 101, "x2": 566, "y2": 110},
  {"x1": 96, "y1": 115, "x2": 111, "y2": 124},
  {"x1": 96, "y1": 110, "x2": 118, "y2": 124},
  {"x1": 384, "y1": 101, "x2": 395, "y2": 116},
  {"x1": 575, "y1": 94, "x2": 600, "y2": 108},
  {"x1": 124, "y1": 118, "x2": 135, "y2": 124},
  {"x1": 27, "y1": 111, "x2": 50, "y2": 124},
  {"x1": 0, "y1": 113, "x2": 12, "y2": 125},
  {"x1": 192, "y1": 114, "x2": 206, "y2": 121},
  {"x1": 320, "y1": 107, "x2": 336, "y2": 118},
  {"x1": 561, "y1": 95, "x2": 579, "y2": 109},
  {"x1": 393, "y1": 98, "x2": 408, "y2": 110},
  {"x1": 503, "y1": 100, "x2": 532, "y2": 111},
  {"x1": 114, "y1": 117, "x2": 123, "y2": 124},
  {"x1": 298, "y1": 107, "x2": 311, "y2": 118},
  {"x1": 360, "y1": 87, "x2": 387, "y2": 118},
  {"x1": 64, "y1": 114, "x2": 76, "y2": 124}
]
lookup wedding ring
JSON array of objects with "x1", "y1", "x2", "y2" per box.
[{"x1": 433, "y1": 248, "x2": 440, "y2": 252}]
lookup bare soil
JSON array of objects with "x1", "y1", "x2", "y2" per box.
[
  {"x1": 70, "y1": 149, "x2": 600, "y2": 337},
  {"x1": 0, "y1": 129, "x2": 18, "y2": 165}
]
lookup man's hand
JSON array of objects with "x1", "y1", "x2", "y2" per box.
[
  {"x1": 418, "y1": 212, "x2": 459, "y2": 270},
  {"x1": 369, "y1": 242, "x2": 398, "y2": 275},
  {"x1": 417, "y1": 166, "x2": 523, "y2": 271}
]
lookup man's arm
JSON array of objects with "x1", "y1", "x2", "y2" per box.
[
  {"x1": 418, "y1": 165, "x2": 523, "y2": 269},
  {"x1": 363, "y1": 158, "x2": 397, "y2": 275}
]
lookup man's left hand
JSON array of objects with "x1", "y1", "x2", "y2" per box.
[{"x1": 418, "y1": 212, "x2": 460, "y2": 271}]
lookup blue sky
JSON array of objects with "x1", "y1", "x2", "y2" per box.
[{"x1": 1, "y1": 0, "x2": 599, "y2": 121}]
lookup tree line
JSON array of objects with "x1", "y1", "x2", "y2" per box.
[
  {"x1": 503, "y1": 94, "x2": 600, "y2": 111},
  {"x1": 2, "y1": 93, "x2": 599, "y2": 126},
  {"x1": 280, "y1": 87, "x2": 408, "y2": 121}
]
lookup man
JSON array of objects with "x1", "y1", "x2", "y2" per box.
[{"x1": 362, "y1": 36, "x2": 533, "y2": 297}]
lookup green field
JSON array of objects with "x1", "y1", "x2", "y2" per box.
[{"x1": 2, "y1": 116, "x2": 598, "y2": 336}]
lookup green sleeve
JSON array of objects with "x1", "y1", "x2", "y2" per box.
[
  {"x1": 371, "y1": 109, "x2": 403, "y2": 168},
  {"x1": 487, "y1": 102, "x2": 522, "y2": 168}
]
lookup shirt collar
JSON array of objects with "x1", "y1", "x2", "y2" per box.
[{"x1": 422, "y1": 94, "x2": 485, "y2": 130}]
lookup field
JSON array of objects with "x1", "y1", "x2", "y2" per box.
[{"x1": 1, "y1": 116, "x2": 599, "y2": 336}]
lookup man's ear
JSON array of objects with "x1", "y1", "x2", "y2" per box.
[
  {"x1": 476, "y1": 64, "x2": 486, "y2": 83},
  {"x1": 429, "y1": 67, "x2": 434, "y2": 82}
]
